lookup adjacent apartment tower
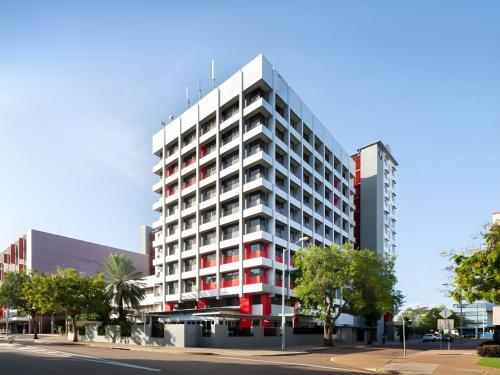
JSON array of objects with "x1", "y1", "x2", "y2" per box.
[
  {"x1": 147, "y1": 55, "x2": 356, "y2": 319},
  {"x1": 352, "y1": 142, "x2": 398, "y2": 255}
]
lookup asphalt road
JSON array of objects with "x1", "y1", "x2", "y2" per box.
[{"x1": 0, "y1": 342, "x2": 367, "y2": 375}]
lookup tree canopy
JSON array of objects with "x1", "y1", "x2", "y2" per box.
[
  {"x1": 41, "y1": 268, "x2": 107, "y2": 342},
  {"x1": 0, "y1": 272, "x2": 41, "y2": 339},
  {"x1": 293, "y1": 244, "x2": 403, "y2": 345},
  {"x1": 449, "y1": 223, "x2": 500, "y2": 304}
]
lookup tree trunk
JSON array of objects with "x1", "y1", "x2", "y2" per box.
[
  {"x1": 32, "y1": 315, "x2": 39, "y2": 340},
  {"x1": 71, "y1": 316, "x2": 78, "y2": 342},
  {"x1": 118, "y1": 296, "x2": 125, "y2": 321},
  {"x1": 324, "y1": 304, "x2": 333, "y2": 346}
]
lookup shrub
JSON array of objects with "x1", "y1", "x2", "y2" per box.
[
  {"x1": 478, "y1": 345, "x2": 500, "y2": 358},
  {"x1": 97, "y1": 325, "x2": 105, "y2": 336},
  {"x1": 151, "y1": 319, "x2": 164, "y2": 338},
  {"x1": 78, "y1": 326, "x2": 86, "y2": 336},
  {"x1": 118, "y1": 320, "x2": 132, "y2": 337}
]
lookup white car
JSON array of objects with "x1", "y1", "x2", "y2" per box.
[{"x1": 422, "y1": 333, "x2": 436, "y2": 342}]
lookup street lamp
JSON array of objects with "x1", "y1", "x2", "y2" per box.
[{"x1": 281, "y1": 236, "x2": 309, "y2": 351}]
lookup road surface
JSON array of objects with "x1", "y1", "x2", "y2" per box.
[{"x1": 0, "y1": 342, "x2": 367, "y2": 375}]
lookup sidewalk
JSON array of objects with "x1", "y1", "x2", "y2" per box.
[{"x1": 329, "y1": 346, "x2": 496, "y2": 374}]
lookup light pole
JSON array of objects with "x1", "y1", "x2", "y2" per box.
[
  {"x1": 401, "y1": 312, "x2": 406, "y2": 359},
  {"x1": 281, "y1": 236, "x2": 309, "y2": 351}
]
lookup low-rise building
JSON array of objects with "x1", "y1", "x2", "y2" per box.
[{"x1": 0, "y1": 229, "x2": 151, "y2": 334}]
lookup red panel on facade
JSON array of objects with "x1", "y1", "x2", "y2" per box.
[
  {"x1": 165, "y1": 302, "x2": 174, "y2": 312},
  {"x1": 239, "y1": 295, "x2": 252, "y2": 329},
  {"x1": 197, "y1": 299, "x2": 207, "y2": 309},
  {"x1": 3, "y1": 254, "x2": 8, "y2": 263},
  {"x1": 261, "y1": 293, "x2": 272, "y2": 327},
  {"x1": 18, "y1": 238, "x2": 24, "y2": 260},
  {"x1": 10, "y1": 244, "x2": 16, "y2": 263}
]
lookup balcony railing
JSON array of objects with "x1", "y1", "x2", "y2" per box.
[
  {"x1": 221, "y1": 279, "x2": 239, "y2": 288},
  {"x1": 221, "y1": 254, "x2": 239, "y2": 264},
  {"x1": 182, "y1": 158, "x2": 196, "y2": 168},
  {"x1": 245, "y1": 275, "x2": 267, "y2": 284},
  {"x1": 201, "y1": 282, "x2": 217, "y2": 291}
]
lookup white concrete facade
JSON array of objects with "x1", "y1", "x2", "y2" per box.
[{"x1": 145, "y1": 54, "x2": 356, "y2": 313}]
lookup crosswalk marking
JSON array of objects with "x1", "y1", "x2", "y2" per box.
[{"x1": 0, "y1": 343, "x2": 161, "y2": 372}]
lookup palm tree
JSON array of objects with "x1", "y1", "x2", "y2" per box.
[{"x1": 103, "y1": 254, "x2": 145, "y2": 321}]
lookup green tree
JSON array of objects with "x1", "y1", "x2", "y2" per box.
[
  {"x1": 293, "y1": 244, "x2": 403, "y2": 346},
  {"x1": 0, "y1": 272, "x2": 42, "y2": 339},
  {"x1": 449, "y1": 223, "x2": 500, "y2": 304},
  {"x1": 42, "y1": 268, "x2": 106, "y2": 342},
  {"x1": 102, "y1": 254, "x2": 145, "y2": 321},
  {"x1": 347, "y1": 250, "x2": 402, "y2": 343}
]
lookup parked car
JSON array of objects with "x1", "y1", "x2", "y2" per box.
[
  {"x1": 422, "y1": 333, "x2": 436, "y2": 342},
  {"x1": 434, "y1": 333, "x2": 442, "y2": 341}
]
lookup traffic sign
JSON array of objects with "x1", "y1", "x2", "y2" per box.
[
  {"x1": 437, "y1": 319, "x2": 454, "y2": 330},
  {"x1": 440, "y1": 309, "x2": 452, "y2": 319}
]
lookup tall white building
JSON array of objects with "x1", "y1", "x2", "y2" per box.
[
  {"x1": 144, "y1": 55, "x2": 356, "y2": 324},
  {"x1": 352, "y1": 142, "x2": 397, "y2": 255}
]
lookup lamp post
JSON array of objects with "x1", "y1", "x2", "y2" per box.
[{"x1": 281, "y1": 236, "x2": 309, "y2": 351}]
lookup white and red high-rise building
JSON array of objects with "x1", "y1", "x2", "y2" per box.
[{"x1": 143, "y1": 55, "x2": 356, "y2": 324}]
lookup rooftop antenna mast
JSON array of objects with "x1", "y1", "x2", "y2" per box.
[
  {"x1": 198, "y1": 80, "x2": 202, "y2": 100},
  {"x1": 185, "y1": 86, "x2": 190, "y2": 108},
  {"x1": 211, "y1": 59, "x2": 215, "y2": 88}
]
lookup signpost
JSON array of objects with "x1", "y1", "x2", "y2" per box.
[{"x1": 439, "y1": 308, "x2": 452, "y2": 351}]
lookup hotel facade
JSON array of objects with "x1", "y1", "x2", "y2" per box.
[{"x1": 144, "y1": 55, "x2": 356, "y2": 325}]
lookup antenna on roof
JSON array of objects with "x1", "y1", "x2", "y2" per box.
[
  {"x1": 168, "y1": 115, "x2": 174, "y2": 122},
  {"x1": 211, "y1": 59, "x2": 215, "y2": 88},
  {"x1": 185, "y1": 86, "x2": 190, "y2": 108},
  {"x1": 198, "y1": 80, "x2": 202, "y2": 99}
]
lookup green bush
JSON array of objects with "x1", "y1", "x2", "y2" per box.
[
  {"x1": 118, "y1": 320, "x2": 132, "y2": 337},
  {"x1": 151, "y1": 319, "x2": 164, "y2": 338},
  {"x1": 78, "y1": 326, "x2": 86, "y2": 336},
  {"x1": 478, "y1": 345, "x2": 500, "y2": 358},
  {"x1": 97, "y1": 325, "x2": 105, "y2": 336}
]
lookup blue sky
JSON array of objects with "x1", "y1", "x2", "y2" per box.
[{"x1": 1, "y1": 1, "x2": 499, "y2": 308}]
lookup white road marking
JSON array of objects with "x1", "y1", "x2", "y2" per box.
[
  {"x1": 0, "y1": 343, "x2": 160, "y2": 372},
  {"x1": 216, "y1": 355, "x2": 371, "y2": 373}
]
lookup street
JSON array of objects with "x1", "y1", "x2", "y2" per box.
[{"x1": 0, "y1": 341, "x2": 367, "y2": 375}]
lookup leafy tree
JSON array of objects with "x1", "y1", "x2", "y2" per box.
[
  {"x1": 0, "y1": 272, "x2": 42, "y2": 339},
  {"x1": 347, "y1": 251, "x2": 401, "y2": 343},
  {"x1": 449, "y1": 223, "x2": 500, "y2": 304},
  {"x1": 42, "y1": 268, "x2": 106, "y2": 342},
  {"x1": 103, "y1": 254, "x2": 145, "y2": 321},
  {"x1": 293, "y1": 244, "x2": 403, "y2": 346}
]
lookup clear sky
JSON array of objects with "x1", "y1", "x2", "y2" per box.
[{"x1": 1, "y1": 1, "x2": 499, "y2": 309}]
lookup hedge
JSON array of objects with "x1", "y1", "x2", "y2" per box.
[{"x1": 478, "y1": 345, "x2": 500, "y2": 358}]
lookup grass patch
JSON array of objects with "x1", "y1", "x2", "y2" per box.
[{"x1": 477, "y1": 357, "x2": 500, "y2": 369}]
